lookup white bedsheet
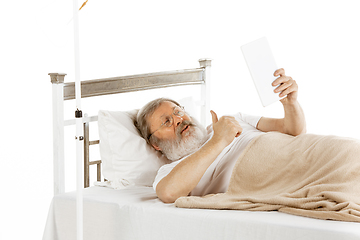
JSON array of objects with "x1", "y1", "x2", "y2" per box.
[{"x1": 42, "y1": 186, "x2": 360, "y2": 240}]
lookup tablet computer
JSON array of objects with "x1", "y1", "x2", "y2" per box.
[{"x1": 241, "y1": 37, "x2": 284, "y2": 107}]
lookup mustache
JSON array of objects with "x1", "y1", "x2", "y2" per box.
[{"x1": 175, "y1": 120, "x2": 196, "y2": 137}]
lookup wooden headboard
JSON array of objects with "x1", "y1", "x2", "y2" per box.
[{"x1": 49, "y1": 59, "x2": 211, "y2": 195}]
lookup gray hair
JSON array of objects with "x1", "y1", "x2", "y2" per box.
[{"x1": 136, "y1": 98, "x2": 180, "y2": 144}]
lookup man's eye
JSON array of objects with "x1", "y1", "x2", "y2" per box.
[
  {"x1": 175, "y1": 109, "x2": 184, "y2": 115},
  {"x1": 163, "y1": 117, "x2": 171, "y2": 126}
]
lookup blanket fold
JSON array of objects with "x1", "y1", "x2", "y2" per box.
[{"x1": 175, "y1": 132, "x2": 360, "y2": 222}]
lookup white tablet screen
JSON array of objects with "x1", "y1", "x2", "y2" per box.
[{"x1": 241, "y1": 37, "x2": 283, "y2": 107}]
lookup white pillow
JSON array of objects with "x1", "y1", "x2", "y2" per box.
[
  {"x1": 98, "y1": 109, "x2": 169, "y2": 189},
  {"x1": 97, "y1": 97, "x2": 197, "y2": 189}
]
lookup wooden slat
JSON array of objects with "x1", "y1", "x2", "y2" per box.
[
  {"x1": 83, "y1": 122, "x2": 90, "y2": 188},
  {"x1": 97, "y1": 163, "x2": 101, "y2": 182},
  {"x1": 89, "y1": 140, "x2": 100, "y2": 145},
  {"x1": 89, "y1": 160, "x2": 101, "y2": 165},
  {"x1": 63, "y1": 68, "x2": 204, "y2": 100}
]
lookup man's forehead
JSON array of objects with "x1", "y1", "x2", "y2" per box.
[
  {"x1": 156, "y1": 101, "x2": 177, "y2": 116},
  {"x1": 149, "y1": 101, "x2": 176, "y2": 122}
]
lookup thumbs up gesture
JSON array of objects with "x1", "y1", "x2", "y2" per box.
[{"x1": 210, "y1": 110, "x2": 243, "y2": 148}]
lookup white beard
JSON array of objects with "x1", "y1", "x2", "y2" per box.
[{"x1": 154, "y1": 118, "x2": 208, "y2": 161}]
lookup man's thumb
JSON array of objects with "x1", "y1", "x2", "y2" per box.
[{"x1": 210, "y1": 110, "x2": 218, "y2": 124}]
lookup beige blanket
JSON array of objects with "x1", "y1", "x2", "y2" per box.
[{"x1": 175, "y1": 132, "x2": 360, "y2": 222}]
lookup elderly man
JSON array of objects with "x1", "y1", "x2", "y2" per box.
[{"x1": 137, "y1": 68, "x2": 306, "y2": 203}]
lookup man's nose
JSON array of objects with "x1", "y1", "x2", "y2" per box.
[{"x1": 173, "y1": 114, "x2": 183, "y2": 127}]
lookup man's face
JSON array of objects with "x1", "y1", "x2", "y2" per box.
[
  {"x1": 148, "y1": 101, "x2": 207, "y2": 160},
  {"x1": 148, "y1": 101, "x2": 192, "y2": 141}
]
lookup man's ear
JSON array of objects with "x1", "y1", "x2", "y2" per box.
[{"x1": 152, "y1": 143, "x2": 161, "y2": 151}]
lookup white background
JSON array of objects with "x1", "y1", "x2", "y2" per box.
[{"x1": 1, "y1": 0, "x2": 359, "y2": 239}]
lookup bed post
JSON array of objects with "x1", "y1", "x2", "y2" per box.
[
  {"x1": 49, "y1": 73, "x2": 66, "y2": 195},
  {"x1": 199, "y1": 59, "x2": 212, "y2": 127},
  {"x1": 83, "y1": 120, "x2": 90, "y2": 188}
]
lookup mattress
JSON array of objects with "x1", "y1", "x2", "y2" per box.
[{"x1": 42, "y1": 186, "x2": 360, "y2": 240}]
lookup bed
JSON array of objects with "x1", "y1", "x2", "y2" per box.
[{"x1": 43, "y1": 59, "x2": 360, "y2": 240}]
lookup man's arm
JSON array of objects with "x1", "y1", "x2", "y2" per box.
[
  {"x1": 156, "y1": 111, "x2": 242, "y2": 203},
  {"x1": 257, "y1": 68, "x2": 306, "y2": 136}
]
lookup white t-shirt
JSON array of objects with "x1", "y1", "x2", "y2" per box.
[{"x1": 153, "y1": 112, "x2": 265, "y2": 196}]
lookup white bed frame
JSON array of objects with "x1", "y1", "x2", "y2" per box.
[{"x1": 48, "y1": 58, "x2": 211, "y2": 194}]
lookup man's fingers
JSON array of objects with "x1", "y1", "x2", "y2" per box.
[
  {"x1": 274, "y1": 68, "x2": 285, "y2": 77},
  {"x1": 274, "y1": 79, "x2": 293, "y2": 93},
  {"x1": 210, "y1": 110, "x2": 218, "y2": 124},
  {"x1": 272, "y1": 75, "x2": 292, "y2": 86},
  {"x1": 279, "y1": 83, "x2": 298, "y2": 97}
]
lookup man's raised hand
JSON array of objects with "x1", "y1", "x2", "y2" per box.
[
  {"x1": 210, "y1": 110, "x2": 242, "y2": 148},
  {"x1": 272, "y1": 68, "x2": 298, "y2": 104}
]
